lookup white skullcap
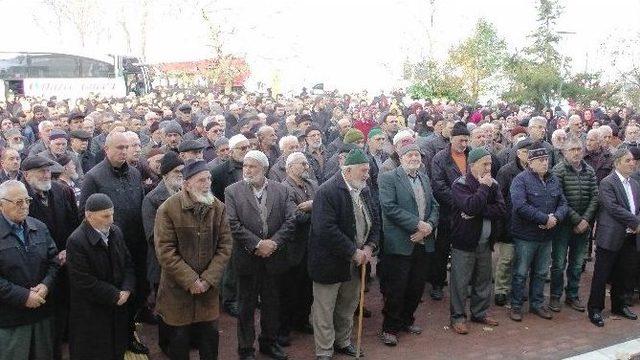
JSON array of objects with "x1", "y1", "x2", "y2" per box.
[
  {"x1": 228, "y1": 134, "x2": 249, "y2": 149},
  {"x1": 285, "y1": 152, "x2": 306, "y2": 167},
  {"x1": 393, "y1": 129, "x2": 415, "y2": 145},
  {"x1": 244, "y1": 150, "x2": 269, "y2": 168}
]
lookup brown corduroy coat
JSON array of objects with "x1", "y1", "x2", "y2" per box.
[{"x1": 154, "y1": 190, "x2": 233, "y2": 326}]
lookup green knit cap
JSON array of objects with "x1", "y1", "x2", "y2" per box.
[
  {"x1": 368, "y1": 127, "x2": 383, "y2": 139},
  {"x1": 468, "y1": 147, "x2": 491, "y2": 164},
  {"x1": 343, "y1": 128, "x2": 365, "y2": 144},
  {"x1": 344, "y1": 148, "x2": 369, "y2": 166}
]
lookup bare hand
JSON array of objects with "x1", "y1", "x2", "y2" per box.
[
  {"x1": 30, "y1": 284, "x2": 48, "y2": 299},
  {"x1": 417, "y1": 221, "x2": 433, "y2": 236},
  {"x1": 362, "y1": 245, "x2": 373, "y2": 262},
  {"x1": 352, "y1": 249, "x2": 367, "y2": 266},
  {"x1": 116, "y1": 291, "x2": 130, "y2": 305},
  {"x1": 255, "y1": 240, "x2": 275, "y2": 257},
  {"x1": 189, "y1": 281, "x2": 204, "y2": 295},
  {"x1": 57, "y1": 250, "x2": 67, "y2": 266},
  {"x1": 410, "y1": 231, "x2": 424, "y2": 243},
  {"x1": 461, "y1": 212, "x2": 474, "y2": 220},
  {"x1": 25, "y1": 291, "x2": 45, "y2": 308},
  {"x1": 478, "y1": 173, "x2": 493, "y2": 187},
  {"x1": 297, "y1": 200, "x2": 313, "y2": 213},
  {"x1": 546, "y1": 214, "x2": 558, "y2": 229},
  {"x1": 573, "y1": 219, "x2": 589, "y2": 234}
]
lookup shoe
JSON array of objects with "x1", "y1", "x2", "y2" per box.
[
  {"x1": 316, "y1": 356, "x2": 332, "y2": 360},
  {"x1": 295, "y1": 323, "x2": 314, "y2": 334},
  {"x1": 128, "y1": 339, "x2": 149, "y2": 355},
  {"x1": 589, "y1": 312, "x2": 604, "y2": 327},
  {"x1": 277, "y1": 334, "x2": 291, "y2": 347},
  {"x1": 451, "y1": 322, "x2": 469, "y2": 334},
  {"x1": 530, "y1": 306, "x2": 553, "y2": 320},
  {"x1": 471, "y1": 316, "x2": 499, "y2": 326},
  {"x1": 259, "y1": 343, "x2": 288, "y2": 360},
  {"x1": 380, "y1": 331, "x2": 398, "y2": 346},
  {"x1": 334, "y1": 344, "x2": 363, "y2": 357},
  {"x1": 510, "y1": 308, "x2": 523, "y2": 322},
  {"x1": 494, "y1": 293, "x2": 507, "y2": 307},
  {"x1": 612, "y1": 306, "x2": 638, "y2": 320},
  {"x1": 224, "y1": 302, "x2": 239, "y2": 318},
  {"x1": 402, "y1": 324, "x2": 423, "y2": 334},
  {"x1": 565, "y1": 297, "x2": 586, "y2": 312},
  {"x1": 548, "y1": 297, "x2": 561, "y2": 312},
  {"x1": 430, "y1": 286, "x2": 444, "y2": 301}
]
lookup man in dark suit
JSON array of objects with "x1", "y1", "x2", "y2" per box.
[
  {"x1": 225, "y1": 150, "x2": 296, "y2": 360},
  {"x1": 378, "y1": 143, "x2": 439, "y2": 346},
  {"x1": 308, "y1": 149, "x2": 380, "y2": 360},
  {"x1": 66, "y1": 194, "x2": 135, "y2": 360},
  {"x1": 587, "y1": 147, "x2": 640, "y2": 327}
]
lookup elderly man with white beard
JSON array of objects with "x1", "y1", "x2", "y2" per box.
[
  {"x1": 225, "y1": 150, "x2": 296, "y2": 360},
  {"x1": 154, "y1": 159, "x2": 233, "y2": 360},
  {"x1": 278, "y1": 152, "x2": 318, "y2": 345},
  {"x1": 22, "y1": 155, "x2": 80, "y2": 359}
]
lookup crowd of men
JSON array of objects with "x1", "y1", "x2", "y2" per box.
[{"x1": 1, "y1": 88, "x2": 640, "y2": 360}]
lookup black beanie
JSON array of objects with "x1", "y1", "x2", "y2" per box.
[
  {"x1": 160, "y1": 151, "x2": 184, "y2": 176},
  {"x1": 85, "y1": 193, "x2": 113, "y2": 212},
  {"x1": 451, "y1": 122, "x2": 470, "y2": 137}
]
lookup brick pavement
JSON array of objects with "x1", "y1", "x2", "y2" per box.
[{"x1": 137, "y1": 260, "x2": 640, "y2": 360}]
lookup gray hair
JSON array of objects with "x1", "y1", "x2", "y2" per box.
[
  {"x1": 123, "y1": 131, "x2": 140, "y2": 142},
  {"x1": 38, "y1": 120, "x2": 53, "y2": 132},
  {"x1": 278, "y1": 135, "x2": 298, "y2": 151},
  {"x1": 286, "y1": 152, "x2": 307, "y2": 168},
  {"x1": 528, "y1": 116, "x2": 547, "y2": 128},
  {"x1": 0, "y1": 180, "x2": 27, "y2": 199},
  {"x1": 599, "y1": 125, "x2": 613, "y2": 136},
  {"x1": 586, "y1": 128, "x2": 600, "y2": 140},
  {"x1": 257, "y1": 125, "x2": 274, "y2": 137},
  {"x1": 612, "y1": 147, "x2": 631, "y2": 165}
]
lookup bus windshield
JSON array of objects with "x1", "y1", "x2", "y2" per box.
[{"x1": 0, "y1": 52, "x2": 115, "y2": 79}]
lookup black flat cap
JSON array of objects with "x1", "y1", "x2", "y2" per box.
[
  {"x1": 451, "y1": 122, "x2": 470, "y2": 137},
  {"x1": 67, "y1": 111, "x2": 85, "y2": 121},
  {"x1": 177, "y1": 103, "x2": 192, "y2": 113},
  {"x1": 178, "y1": 139, "x2": 206, "y2": 153},
  {"x1": 21, "y1": 155, "x2": 55, "y2": 171},
  {"x1": 160, "y1": 151, "x2": 184, "y2": 176},
  {"x1": 181, "y1": 159, "x2": 209, "y2": 180},
  {"x1": 70, "y1": 130, "x2": 91, "y2": 140},
  {"x1": 49, "y1": 129, "x2": 68, "y2": 141},
  {"x1": 85, "y1": 193, "x2": 114, "y2": 212}
]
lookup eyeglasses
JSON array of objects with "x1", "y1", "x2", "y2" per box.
[{"x1": 2, "y1": 197, "x2": 32, "y2": 207}]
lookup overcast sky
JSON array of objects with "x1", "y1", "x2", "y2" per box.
[{"x1": 2, "y1": 0, "x2": 639, "y2": 93}]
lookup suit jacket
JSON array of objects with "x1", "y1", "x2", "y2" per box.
[
  {"x1": 308, "y1": 173, "x2": 381, "y2": 284},
  {"x1": 210, "y1": 158, "x2": 243, "y2": 202},
  {"x1": 225, "y1": 179, "x2": 296, "y2": 275},
  {"x1": 378, "y1": 167, "x2": 439, "y2": 255},
  {"x1": 595, "y1": 172, "x2": 640, "y2": 251}
]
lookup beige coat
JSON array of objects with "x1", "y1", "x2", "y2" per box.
[{"x1": 154, "y1": 190, "x2": 233, "y2": 326}]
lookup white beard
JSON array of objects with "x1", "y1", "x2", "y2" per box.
[
  {"x1": 31, "y1": 180, "x2": 52, "y2": 192},
  {"x1": 191, "y1": 190, "x2": 215, "y2": 205}
]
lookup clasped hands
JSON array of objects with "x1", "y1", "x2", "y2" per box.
[
  {"x1": 410, "y1": 221, "x2": 433, "y2": 243},
  {"x1": 538, "y1": 214, "x2": 558, "y2": 229},
  {"x1": 189, "y1": 279, "x2": 211, "y2": 295},
  {"x1": 255, "y1": 239, "x2": 278, "y2": 258},
  {"x1": 352, "y1": 245, "x2": 374, "y2": 266},
  {"x1": 25, "y1": 283, "x2": 48, "y2": 308}
]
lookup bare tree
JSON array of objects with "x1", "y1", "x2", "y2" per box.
[{"x1": 41, "y1": 0, "x2": 105, "y2": 48}]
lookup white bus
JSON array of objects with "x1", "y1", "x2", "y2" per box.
[{"x1": 0, "y1": 51, "x2": 152, "y2": 100}]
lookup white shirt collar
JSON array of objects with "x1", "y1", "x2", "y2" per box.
[{"x1": 616, "y1": 170, "x2": 630, "y2": 184}]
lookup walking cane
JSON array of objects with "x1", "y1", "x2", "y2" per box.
[{"x1": 355, "y1": 263, "x2": 366, "y2": 359}]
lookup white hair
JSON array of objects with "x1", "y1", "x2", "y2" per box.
[
  {"x1": 279, "y1": 135, "x2": 299, "y2": 151},
  {"x1": 0, "y1": 180, "x2": 26, "y2": 199},
  {"x1": 257, "y1": 125, "x2": 274, "y2": 137},
  {"x1": 551, "y1": 129, "x2": 566, "y2": 140},
  {"x1": 286, "y1": 152, "x2": 307, "y2": 168},
  {"x1": 587, "y1": 128, "x2": 600, "y2": 139},
  {"x1": 38, "y1": 120, "x2": 53, "y2": 132},
  {"x1": 528, "y1": 116, "x2": 547, "y2": 128},
  {"x1": 598, "y1": 125, "x2": 613, "y2": 136},
  {"x1": 123, "y1": 131, "x2": 140, "y2": 142}
]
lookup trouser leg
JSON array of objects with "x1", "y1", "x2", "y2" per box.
[
  {"x1": 493, "y1": 242, "x2": 514, "y2": 295},
  {"x1": 381, "y1": 254, "x2": 411, "y2": 333},
  {"x1": 470, "y1": 250, "x2": 493, "y2": 320},
  {"x1": 450, "y1": 248, "x2": 474, "y2": 323},
  {"x1": 195, "y1": 321, "x2": 219, "y2": 360},
  {"x1": 431, "y1": 221, "x2": 451, "y2": 288},
  {"x1": 236, "y1": 273, "x2": 259, "y2": 355},
  {"x1": 587, "y1": 246, "x2": 617, "y2": 313},
  {"x1": 400, "y1": 245, "x2": 429, "y2": 327},
  {"x1": 511, "y1": 239, "x2": 536, "y2": 310},
  {"x1": 550, "y1": 226, "x2": 570, "y2": 298},
  {"x1": 0, "y1": 323, "x2": 31, "y2": 360},
  {"x1": 222, "y1": 256, "x2": 237, "y2": 307},
  {"x1": 258, "y1": 273, "x2": 280, "y2": 346},
  {"x1": 312, "y1": 282, "x2": 340, "y2": 357},
  {"x1": 530, "y1": 241, "x2": 552, "y2": 310},
  {"x1": 565, "y1": 231, "x2": 589, "y2": 300},
  {"x1": 334, "y1": 268, "x2": 361, "y2": 349}
]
